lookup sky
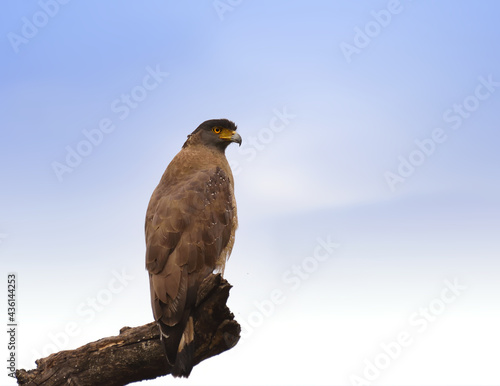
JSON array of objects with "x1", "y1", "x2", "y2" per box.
[{"x1": 1, "y1": 1, "x2": 500, "y2": 385}]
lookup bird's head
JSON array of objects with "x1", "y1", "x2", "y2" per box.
[{"x1": 184, "y1": 119, "x2": 242, "y2": 151}]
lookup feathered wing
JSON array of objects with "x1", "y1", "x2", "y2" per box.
[{"x1": 145, "y1": 166, "x2": 236, "y2": 377}]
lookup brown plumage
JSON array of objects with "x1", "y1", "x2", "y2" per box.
[{"x1": 145, "y1": 119, "x2": 241, "y2": 377}]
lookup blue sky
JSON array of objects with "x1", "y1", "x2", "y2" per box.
[{"x1": 1, "y1": 1, "x2": 500, "y2": 385}]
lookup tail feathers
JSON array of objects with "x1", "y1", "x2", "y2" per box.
[
  {"x1": 172, "y1": 316, "x2": 195, "y2": 377},
  {"x1": 158, "y1": 316, "x2": 195, "y2": 378}
]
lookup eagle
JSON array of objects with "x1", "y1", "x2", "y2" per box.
[{"x1": 145, "y1": 119, "x2": 241, "y2": 377}]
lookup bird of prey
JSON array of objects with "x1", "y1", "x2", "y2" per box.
[{"x1": 145, "y1": 119, "x2": 241, "y2": 377}]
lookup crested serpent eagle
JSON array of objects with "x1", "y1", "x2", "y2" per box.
[{"x1": 145, "y1": 119, "x2": 241, "y2": 377}]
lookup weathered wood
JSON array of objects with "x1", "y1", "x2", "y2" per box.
[{"x1": 16, "y1": 275, "x2": 240, "y2": 385}]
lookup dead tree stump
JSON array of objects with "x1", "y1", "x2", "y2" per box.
[{"x1": 16, "y1": 274, "x2": 240, "y2": 385}]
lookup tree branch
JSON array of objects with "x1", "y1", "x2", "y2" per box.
[{"x1": 16, "y1": 274, "x2": 240, "y2": 386}]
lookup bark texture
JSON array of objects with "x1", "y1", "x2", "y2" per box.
[{"x1": 16, "y1": 274, "x2": 240, "y2": 386}]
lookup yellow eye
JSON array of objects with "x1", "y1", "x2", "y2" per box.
[{"x1": 212, "y1": 127, "x2": 221, "y2": 134}]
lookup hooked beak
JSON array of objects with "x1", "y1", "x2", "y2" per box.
[
  {"x1": 220, "y1": 129, "x2": 242, "y2": 146},
  {"x1": 230, "y1": 131, "x2": 242, "y2": 146}
]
